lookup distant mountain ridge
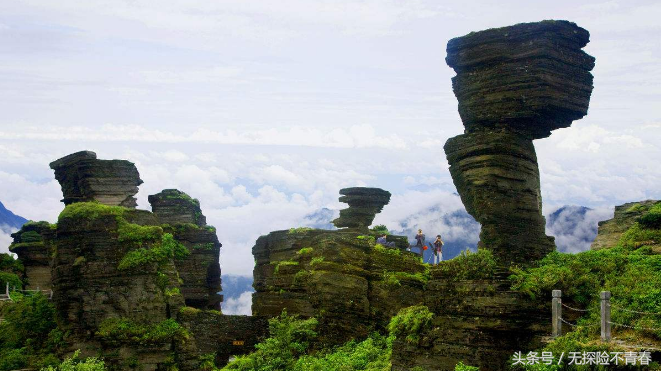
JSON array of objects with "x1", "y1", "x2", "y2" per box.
[{"x1": 0, "y1": 201, "x2": 27, "y2": 232}]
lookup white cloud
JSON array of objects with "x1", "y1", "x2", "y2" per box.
[
  {"x1": 0, "y1": 227, "x2": 16, "y2": 255},
  {"x1": 222, "y1": 291, "x2": 253, "y2": 315},
  {"x1": 546, "y1": 206, "x2": 614, "y2": 253},
  {"x1": 0, "y1": 124, "x2": 408, "y2": 149}
]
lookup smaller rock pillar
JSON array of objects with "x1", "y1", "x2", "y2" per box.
[{"x1": 332, "y1": 187, "x2": 391, "y2": 231}]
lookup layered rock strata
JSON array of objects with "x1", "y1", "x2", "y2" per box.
[
  {"x1": 591, "y1": 200, "x2": 659, "y2": 250},
  {"x1": 444, "y1": 20, "x2": 595, "y2": 266},
  {"x1": 149, "y1": 189, "x2": 221, "y2": 309},
  {"x1": 149, "y1": 189, "x2": 207, "y2": 227},
  {"x1": 50, "y1": 151, "x2": 143, "y2": 207},
  {"x1": 252, "y1": 228, "x2": 426, "y2": 346},
  {"x1": 332, "y1": 187, "x2": 391, "y2": 230},
  {"x1": 391, "y1": 268, "x2": 547, "y2": 371},
  {"x1": 9, "y1": 221, "x2": 54, "y2": 290}
]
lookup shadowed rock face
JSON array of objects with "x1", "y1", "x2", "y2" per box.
[
  {"x1": 444, "y1": 20, "x2": 594, "y2": 266},
  {"x1": 332, "y1": 187, "x2": 391, "y2": 230},
  {"x1": 50, "y1": 151, "x2": 143, "y2": 208}
]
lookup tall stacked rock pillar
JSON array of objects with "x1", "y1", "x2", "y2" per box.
[
  {"x1": 443, "y1": 20, "x2": 595, "y2": 266},
  {"x1": 149, "y1": 189, "x2": 222, "y2": 310}
]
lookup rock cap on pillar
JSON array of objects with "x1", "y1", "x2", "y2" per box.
[
  {"x1": 50, "y1": 150, "x2": 143, "y2": 208},
  {"x1": 332, "y1": 187, "x2": 391, "y2": 230},
  {"x1": 446, "y1": 20, "x2": 595, "y2": 139}
]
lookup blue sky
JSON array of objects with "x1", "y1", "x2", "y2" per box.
[{"x1": 0, "y1": 0, "x2": 660, "y2": 276}]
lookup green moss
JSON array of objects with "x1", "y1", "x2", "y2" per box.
[
  {"x1": 374, "y1": 244, "x2": 401, "y2": 256},
  {"x1": 163, "y1": 190, "x2": 200, "y2": 207},
  {"x1": 288, "y1": 227, "x2": 313, "y2": 234},
  {"x1": 165, "y1": 287, "x2": 181, "y2": 298},
  {"x1": 193, "y1": 242, "x2": 216, "y2": 250},
  {"x1": 297, "y1": 247, "x2": 313, "y2": 255},
  {"x1": 370, "y1": 224, "x2": 390, "y2": 235},
  {"x1": 394, "y1": 269, "x2": 430, "y2": 286},
  {"x1": 638, "y1": 203, "x2": 661, "y2": 229},
  {"x1": 293, "y1": 269, "x2": 312, "y2": 284},
  {"x1": 179, "y1": 306, "x2": 201, "y2": 316},
  {"x1": 435, "y1": 249, "x2": 497, "y2": 280},
  {"x1": 272, "y1": 260, "x2": 299, "y2": 274},
  {"x1": 626, "y1": 203, "x2": 645, "y2": 213},
  {"x1": 310, "y1": 257, "x2": 325, "y2": 267},
  {"x1": 117, "y1": 221, "x2": 163, "y2": 246},
  {"x1": 382, "y1": 270, "x2": 401, "y2": 287},
  {"x1": 73, "y1": 256, "x2": 86, "y2": 267},
  {"x1": 8, "y1": 242, "x2": 44, "y2": 252},
  {"x1": 58, "y1": 202, "x2": 125, "y2": 222},
  {"x1": 118, "y1": 233, "x2": 189, "y2": 270},
  {"x1": 387, "y1": 305, "x2": 434, "y2": 344},
  {"x1": 619, "y1": 222, "x2": 661, "y2": 249},
  {"x1": 455, "y1": 362, "x2": 479, "y2": 371},
  {"x1": 17, "y1": 231, "x2": 42, "y2": 243},
  {"x1": 96, "y1": 318, "x2": 189, "y2": 345}
]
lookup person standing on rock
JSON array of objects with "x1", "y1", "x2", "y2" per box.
[
  {"x1": 433, "y1": 235, "x2": 444, "y2": 265},
  {"x1": 414, "y1": 229, "x2": 426, "y2": 258}
]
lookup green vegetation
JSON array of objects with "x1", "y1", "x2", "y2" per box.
[
  {"x1": 294, "y1": 333, "x2": 392, "y2": 371},
  {"x1": 382, "y1": 270, "x2": 401, "y2": 287},
  {"x1": 179, "y1": 306, "x2": 201, "y2": 316},
  {"x1": 41, "y1": 350, "x2": 106, "y2": 371},
  {"x1": 455, "y1": 362, "x2": 479, "y2": 371},
  {"x1": 387, "y1": 305, "x2": 433, "y2": 344},
  {"x1": 356, "y1": 235, "x2": 376, "y2": 244},
  {"x1": 374, "y1": 243, "x2": 400, "y2": 256},
  {"x1": 272, "y1": 260, "x2": 299, "y2": 274},
  {"x1": 371, "y1": 225, "x2": 389, "y2": 236},
  {"x1": 436, "y1": 249, "x2": 497, "y2": 280},
  {"x1": 288, "y1": 227, "x2": 313, "y2": 234},
  {"x1": 297, "y1": 247, "x2": 314, "y2": 255},
  {"x1": 193, "y1": 242, "x2": 216, "y2": 250},
  {"x1": 0, "y1": 272, "x2": 22, "y2": 290},
  {"x1": 222, "y1": 311, "x2": 318, "y2": 370},
  {"x1": 163, "y1": 190, "x2": 200, "y2": 206},
  {"x1": 310, "y1": 257, "x2": 325, "y2": 266},
  {"x1": 222, "y1": 311, "x2": 393, "y2": 371},
  {"x1": 58, "y1": 202, "x2": 124, "y2": 222},
  {"x1": 96, "y1": 318, "x2": 188, "y2": 345},
  {"x1": 117, "y1": 221, "x2": 163, "y2": 247},
  {"x1": 0, "y1": 293, "x2": 61, "y2": 370},
  {"x1": 510, "y1": 205, "x2": 661, "y2": 368},
  {"x1": 293, "y1": 270, "x2": 312, "y2": 284},
  {"x1": 118, "y1": 233, "x2": 189, "y2": 270},
  {"x1": 19, "y1": 230, "x2": 43, "y2": 243}
]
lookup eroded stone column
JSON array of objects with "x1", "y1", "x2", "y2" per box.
[{"x1": 443, "y1": 21, "x2": 595, "y2": 266}]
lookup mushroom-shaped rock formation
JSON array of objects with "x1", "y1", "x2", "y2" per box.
[
  {"x1": 148, "y1": 189, "x2": 207, "y2": 227},
  {"x1": 332, "y1": 187, "x2": 391, "y2": 230},
  {"x1": 443, "y1": 20, "x2": 595, "y2": 266},
  {"x1": 49, "y1": 150, "x2": 143, "y2": 208}
]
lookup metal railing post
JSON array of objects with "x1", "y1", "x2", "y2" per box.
[
  {"x1": 552, "y1": 289, "x2": 562, "y2": 338},
  {"x1": 601, "y1": 291, "x2": 611, "y2": 342}
]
